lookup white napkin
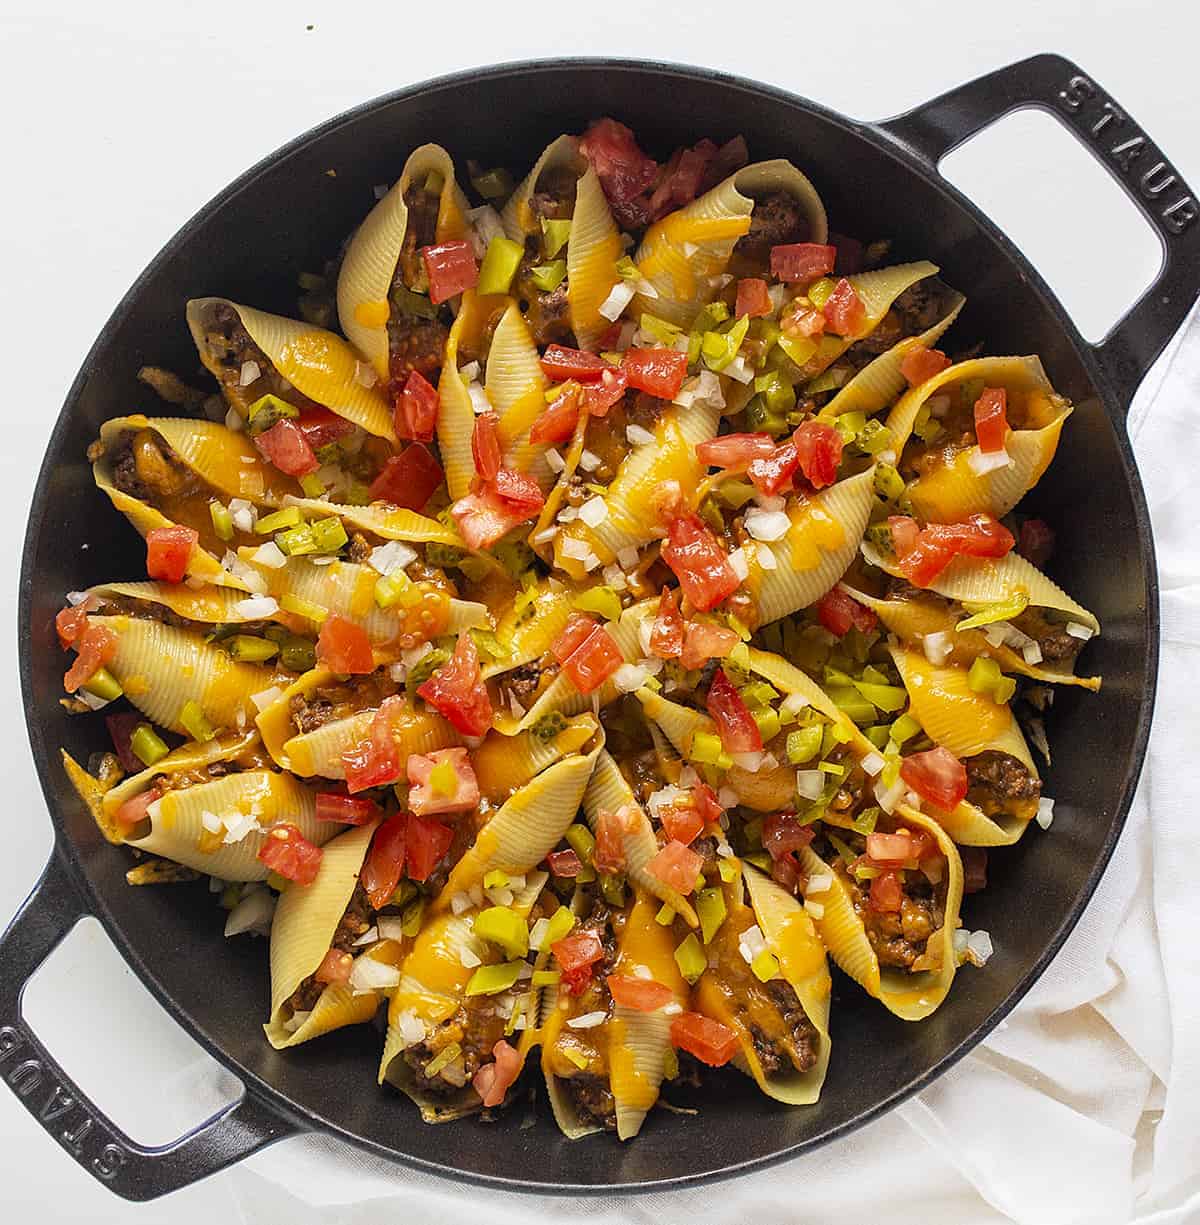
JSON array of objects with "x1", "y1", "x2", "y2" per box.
[{"x1": 210, "y1": 306, "x2": 1200, "y2": 1224}]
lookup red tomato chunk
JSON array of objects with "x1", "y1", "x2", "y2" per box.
[{"x1": 258, "y1": 823, "x2": 323, "y2": 886}]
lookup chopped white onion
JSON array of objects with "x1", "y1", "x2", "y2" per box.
[
  {"x1": 200, "y1": 810, "x2": 223, "y2": 835},
  {"x1": 561, "y1": 536, "x2": 596, "y2": 562},
  {"x1": 743, "y1": 508, "x2": 791, "y2": 542},
  {"x1": 77, "y1": 688, "x2": 115, "y2": 711},
  {"x1": 372, "y1": 183, "x2": 389, "y2": 200},
  {"x1": 633, "y1": 277, "x2": 659, "y2": 300},
  {"x1": 353, "y1": 926, "x2": 380, "y2": 947},
  {"x1": 544, "y1": 448, "x2": 566, "y2": 474},
  {"x1": 467, "y1": 382, "x2": 491, "y2": 415},
  {"x1": 234, "y1": 595, "x2": 279, "y2": 619},
  {"x1": 486, "y1": 886, "x2": 514, "y2": 907},
  {"x1": 646, "y1": 785, "x2": 687, "y2": 818},
  {"x1": 238, "y1": 360, "x2": 261, "y2": 387},
  {"x1": 579, "y1": 496, "x2": 608, "y2": 527},
  {"x1": 617, "y1": 546, "x2": 641, "y2": 570},
  {"x1": 457, "y1": 360, "x2": 480, "y2": 383},
  {"x1": 717, "y1": 786, "x2": 740, "y2": 810},
  {"x1": 353, "y1": 361, "x2": 378, "y2": 388},
  {"x1": 731, "y1": 750, "x2": 765, "y2": 773},
  {"x1": 796, "y1": 770, "x2": 824, "y2": 801},
  {"x1": 965, "y1": 930, "x2": 994, "y2": 967},
  {"x1": 1022, "y1": 641, "x2": 1044, "y2": 665},
  {"x1": 926, "y1": 394, "x2": 952, "y2": 418},
  {"x1": 250, "y1": 542, "x2": 286, "y2": 570},
  {"x1": 626, "y1": 423, "x2": 655, "y2": 446},
  {"x1": 557, "y1": 505, "x2": 578, "y2": 524},
  {"x1": 805, "y1": 872, "x2": 833, "y2": 896},
  {"x1": 396, "y1": 1008, "x2": 427, "y2": 1048},
  {"x1": 283, "y1": 1009, "x2": 312, "y2": 1034},
  {"x1": 349, "y1": 957, "x2": 402, "y2": 994},
  {"x1": 804, "y1": 900, "x2": 826, "y2": 920},
  {"x1": 450, "y1": 892, "x2": 474, "y2": 916},
  {"x1": 466, "y1": 204, "x2": 505, "y2": 259},
  {"x1": 376, "y1": 916, "x2": 407, "y2": 942},
  {"x1": 613, "y1": 663, "x2": 648, "y2": 693},
  {"x1": 737, "y1": 925, "x2": 767, "y2": 965},
  {"x1": 781, "y1": 692, "x2": 810, "y2": 717},
  {"x1": 860, "y1": 751, "x2": 886, "y2": 778},
  {"x1": 755, "y1": 493, "x2": 786, "y2": 513},
  {"x1": 727, "y1": 547, "x2": 750, "y2": 582},
  {"x1": 636, "y1": 615, "x2": 655, "y2": 656},
  {"x1": 388, "y1": 662, "x2": 407, "y2": 683},
  {"x1": 598, "y1": 280, "x2": 636, "y2": 321},
  {"x1": 966, "y1": 446, "x2": 1014, "y2": 476},
  {"x1": 567, "y1": 1011, "x2": 608, "y2": 1030},
  {"x1": 661, "y1": 1001, "x2": 683, "y2": 1016},
  {"x1": 225, "y1": 407, "x2": 244, "y2": 432},
  {"x1": 222, "y1": 812, "x2": 260, "y2": 844},
  {"x1": 922, "y1": 631, "x2": 953, "y2": 665},
  {"x1": 983, "y1": 624, "x2": 1009, "y2": 648},
  {"x1": 579, "y1": 449, "x2": 601, "y2": 473},
  {"x1": 459, "y1": 946, "x2": 482, "y2": 969},
  {"x1": 756, "y1": 544, "x2": 777, "y2": 571},
  {"x1": 1066, "y1": 622, "x2": 1094, "y2": 641},
  {"x1": 224, "y1": 888, "x2": 275, "y2": 938},
  {"x1": 874, "y1": 776, "x2": 907, "y2": 815},
  {"x1": 1036, "y1": 796, "x2": 1055, "y2": 830},
  {"x1": 531, "y1": 527, "x2": 559, "y2": 547},
  {"x1": 401, "y1": 641, "x2": 433, "y2": 668},
  {"x1": 724, "y1": 355, "x2": 755, "y2": 384},
  {"x1": 229, "y1": 499, "x2": 255, "y2": 534},
  {"x1": 367, "y1": 540, "x2": 417, "y2": 575}
]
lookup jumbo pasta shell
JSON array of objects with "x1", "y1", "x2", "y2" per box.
[
  {"x1": 187, "y1": 299, "x2": 395, "y2": 441},
  {"x1": 280, "y1": 495, "x2": 462, "y2": 547},
  {"x1": 131, "y1": 770, "x2": 332, "y2": 881},
  {"x1": 739, "y1": 864, "x2": 832, "y2": 1105},
  {"x1": 481, "y1": 579, "x2": 574, "y2": 680},
  {"x1": 472, "y1": 715, "x2": 599, "y2": 801},
  {"x1": 842, "y1": 585, "x2": 1101, "y2": 690},
  {"x1": 801, "y1": 806, "x2": 962, "y2": 1020},
  {"x1": 633, "y1": 160, "x2": 827, "y2": 328},
  {"x1": 817, "y1": 292, "x2": 966, "y2": 421},
  {"x1": 253, "y1": 667, "x2": 335, "y2": 769},
  {"x1": 583, "y1": 751, "x2": 699, "y2": 927},
  {"x1": 90, "y1": 615, "x2": 276, "y2": 734},
  {"x1": 488, "y1": 303, "x2": 552, "y2": 487},
  {"x1": 553, "y1": 402, "x2": 722, "y2": 579},
  {"x1": 753, "y1": 467, "x2": 877, "y2": 626},
  {"x1": 439, "y1": 744, "x2": 603, "y2": 900},
  {"x1": 265, "y1": 819, "x2": 380, "y2": 1045},
  {"x1": 887, "y1": 356, "x2": 1071, "y2": 521},
  {"x1": 89, "y1": 581, "x2": 254, "y2": 625},
  {"x1": 337, "y1": 144, "x2": 469, "y2": 377},
  {"x1": 437, "y1": 291, "x2": 496, "y2": 500}
]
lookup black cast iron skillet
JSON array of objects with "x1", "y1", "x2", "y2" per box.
[{"x1": 7, "y1": 54, "x2": 1196, "y2": 1201}]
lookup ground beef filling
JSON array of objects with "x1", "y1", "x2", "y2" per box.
[
  {"x1": 286, "y1": 883, "x2": 374, "y2": 1014},
  {"x1": 846, "y1": 277, "x2": 955, "y2": 367},
  {"x1": 565, "y1": 1075, "x2": 617, "y2": 1130},
  {"x1": 750, "y1": 979, "x2": 820, "y2": 1075},
  {"x1": 965, "y1": 749, "x2": 1041, "y2": 822},
  {"x1": 290, "y1": 693, "x2": 336, "y2": 735},
  {"x1": 1012, "y1": 607, "x2": 1085, "y2": 665},
  {"x1": 403, "y1": 1003, "x2": 508, "y2": 1096},
  {"x1": 840, "y1": 864, "x2": 941, "y2": 970},
  {"x1": 108, "y1": 430, "x2": 198, "y2": 504},
  {"x1": 203, "y1": 302, "x2": 307, "y2": 411},
  {"x1": 735, "y1": 191, "x2": 807, "y2": 264}
]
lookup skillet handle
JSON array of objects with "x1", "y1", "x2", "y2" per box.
[
  {"x1": 876, "y1": 52, "x2": 1200, "y2": 406},
  {"x1": 0, "y1": 846, "x2": 298, "y2": 1201}
]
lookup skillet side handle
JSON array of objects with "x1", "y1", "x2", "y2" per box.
[
  {"x1": 0, "y1": 846, "x2": 298, "y2": 1201},
  {"x1": 876, "y1": 51, "x2": 1200, "y2": 407}
]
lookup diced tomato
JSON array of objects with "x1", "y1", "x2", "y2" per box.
[
  {"x1": 105, "y1": 712, "x2": 142, "y2": 774},
  {"x1": 906, "y1": 828, "x2": 938, "y2": 861},
  {"x1": 704, "y1": 135, "x2": 749, "y2": 190},
  {"x1": 341, "y1": 695, "x2": 405, "y2": 793},
  {"x1": 368, "y1": 443, "x2": 444, "y2": 511},
  {"x1": 793, "y1": 420, "x2": 844, "y2": 489},
  {"x1": 558, "y1": 620, "x2": 624, "y2": 695},
  {"x1": 747, "y1": 440, "x2": 800, "y2": 496},
  {"x1": 551, "y1": 612, "x2": 599, "y2": 665},
  {"x1": 608, "y1": 974, "x2": 674, "y2": 1011},
  {"x1": 771, "y1": 851, "x2": 803, "y2": 893},
  {"x1": 961, "y1": 847, "x2": 988, "y2": 894},
  {"x1": 406, "y1": 747, "x2": 480, "y2": 816},
  {"x1": 316, "y1": 614, "x2": 374, "y2": 675},
  {"x1": 64, "y1": 624, "x2": 117, "y2": 693},
  {"x1": 735, "y1": 278, "x2": 773, "y2": 319},
  {"x1": 296, "y1": 407, "x2": 356, "y2": 450},
  {"x1": 416, "y1": 632, "x2": 493, "y2": 736},
  {"x1": 253, "y1": 418, "x2": 319, "y2": 477},
  {"x1": 661, "y1": 804, "x2": 705, "y2": 847},
  {"x1": 647, "y1": 143, "x2": 713, "y2": 218},
  {"x1": 594, "y1": 807, "x2": 630, "y2": 874},
  {"x1": 670, "y1": 1012, "x2": 739, "y2": 1066},
  {"x1": 661, "y1": 514, "x2": 739, "y2": 612},
  {"x1": 899, "y1": 346, "x2": 952, "y2": 388},
  {"x1": 1018, "y1": 517, "x2": 1055, "y2": 566},
  {"x1": 898, "y1": 535, "x2": 956, "y2": 591},
  {"x1": 450, "y1": 488, "x2": 524, "y2": 551},
  {"x1": 973, "y1": 387, "x2": 1010, "y2": 452},
  {"x1": 395, "y1": 369, "x2": 440, "y2": 443},
  {"x1": 472, "y1": 1039, "x2": 523, "y2": 1108},
  {"x1": 927, "y1": 514, "x2": 1015, "y2": 559},
  {"x1": 782, "y1": 301, "x2": 826, "y2": 338},
  {"x1": 679, "y1": 621, "x2": 739, "y2": 671},
  {"x1": 888, "y1": 515, "x2": 921, "y2": 557},
  {"x1": 146, "y1": 525, "x2": 199, "y2": 584},
  {"x1": 696, "y1": 432, "x2": 777, "y2": 474},
  {"x1": 579, "y1": 118, "x2": 659, "y2": 209},
  {"x1": 816, "y1": 586, "x2": 878, "y2": 637},
  {"x1": 865, "y1": 831, "x2": 914, "y2": 867},
  {"x1": 822, "y1": 277, "x2": 867, "y2": 337},
  {"x1": 705, "y1": 668, "x2": 762, "y2": 753},
  {"x1": 405, "y1": 812, "x2": 455, "y2": 882},
  {"x1": 649, "y1": 586, "x2": 684, "y2": 659},
  {"x1": 539, "y1": 345, "x2": 612, "y2": 382},
  {"x1": 55, "y1": 598, "x2": 97, "y2": 648},
  {"x1": 868, "y1": 869, "x2": 903, "y2": 913},
  {"x1": 546, "y1": 848, "x2": 583, "y2": 877},
  {"x1": 762, "y1": 813, "x2": 814, "y2": 861},
  {"x1": 470, "y1": 410, "x2": 502, "y2": 482},
  {"x1": 622, "y1": 347, "x2": 688, "y2": 400},
  {"x1": 646, "y1": 839, "x2": 704, "y2": 894},
  {"x1": 692, "y1": 782, "x2": 724, "y2": 825},
  {"x1": 830, "y1": 233, "x2": 865, "y2": 275},
  {"x1": 258, "y1": 823, "x2": 324, "y2": 886},
  {"x1": 900, "y1": 745, "x2": 969, "y2": 810},
  {"x1": 580, "y1": 366, "x2": 628, "y2": 417},
  {"x1": 360, "y1": 813, "x2": 407, "y2": 908},
  {"x1": 553, "y1": 929, "x2": 605, "y2": 995},
  {"x1": 314, "y1": 948, "x2": 353, "y2": 985},
  {"x1": 421, "y1": 240, "x2": 478, "y2": 305},
  {"x1": 529, "y1": 384, "x2": 581, "y2": 445},
  {"x1": 114, "y1": 787, "x2": 159, "y2": 830},
  {"x1": 596, "y1": 321, "x2": 623, "y2": 350},
  {"x1": 493, "y1": 468, "x2": 545, "y2": 517},
  {"x1": 315, "y1": 792, "x2": 380, "y2": 825},
  {"x1": 770, "y1": 242, "x2": 837, "y2": 284}
]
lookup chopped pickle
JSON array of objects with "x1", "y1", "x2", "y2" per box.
[
  {"x1": 695, "y1": 887, "x2": 726, "y2": 945},
  {"x1": 473, "y1": 907, "x2": 529, "y2": 959},
  {"x1": 130, "y1": 723, "x2": 169, "y2": 766},
  {"x1": 179, "y1": 699, "x2": 215, "y2": 743},
  {"x1": 477, "y1": 235, "x2": 525, "y2": 297},
  {"x1": 674, "y1": 934, "x2": 706, "y2": 985}
]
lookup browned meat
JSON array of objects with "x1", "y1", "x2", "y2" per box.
[
  {"x1": 1012, "y1": 607, "x2": 1084, "y2": 665},
  {"x1": 401, "y1": 1003, "x2": 508, "y2": 1095},
  {"x1": 750, "y1": 979, "x2": 820, "y2": 1075},
  {"x1": 397, "y1": 186, "x2": 440, "y2": 289},
  {"x1": 564, "y1": 1075, "x2": 617, "y2": 1131},
  {"x1": 966, "y1": 750, "x2": 1041, "y2": 822},
  {"x1": 735, "y1": 191, "x2": 807, "y2": 262},
  {"x1": 961, "y1": 847, "x2": 988, "y2": 894},
  {"x1": 290, "y1": 693, "x2": 335, "y2": 735},
  {"x1": 332, "y1": 883, "x2": 374, "y2": 951},
  {"x1": 841, "y1": 866, "x2": 940, "y2": 969},
  {"x1": 529, "y1": 166, "x2": 578, "y2": 222},
  {"x1": 109, "y1": 442, "x2": 152, "y2": 500},
  {"x1": 346, "y1": 532, "x2": 372, "y2": 564},
  {"x1": 892, "y1": 279, "x2": 948, "y2": 336},
  {"x1": 513, "y1": 256, "x2": 572, "y2": 347},
  {"x1": 388, "y1": 316, "x2": 449, "y2": 386},
  {"x1": 503, "y1": 661, "x2": 543, "y2": 703}
]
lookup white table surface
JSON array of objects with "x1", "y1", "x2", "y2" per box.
[{"x1": 1, "y1": 0, "x2": 1196, "y2": 1219}]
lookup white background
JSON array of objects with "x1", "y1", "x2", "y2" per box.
[{"x1": 1, "y1": 1, "x2": 1196, "y2": 1220}]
